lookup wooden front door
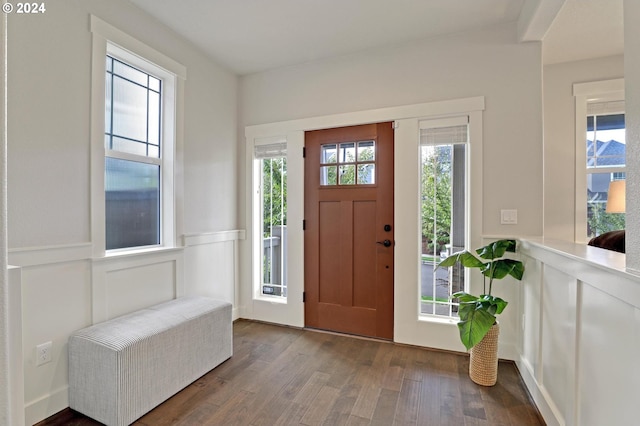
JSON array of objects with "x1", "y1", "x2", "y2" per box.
[{"x1": 304, "y1": 122, "x2": 394, "y2": 339}]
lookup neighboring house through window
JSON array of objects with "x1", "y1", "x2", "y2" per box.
[
  {"x1": 574, "y1": 79, "x2": 625, "y2": 242},
  {"x1": 586, "y1": 102, "x2": 626, "y2": 237}
]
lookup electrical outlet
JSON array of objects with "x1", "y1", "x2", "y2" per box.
[{"x1": 36, "y1": 341, "x2": 52, "y2": 366}]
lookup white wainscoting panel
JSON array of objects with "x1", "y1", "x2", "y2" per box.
[
  {"x1": 578, "y1": 283, "x2": 639, "y2": 425},
  {"x1": 518, "y1": 238, "x2": 640, "y2": 426},
  {"x1": 19, "y1": 259, "x2": 92, "y2": 426},
  {"x1": 11, "y1": 230, "x2": 244, "y2": 424},
  {"x1": 8, "y1": 266, "x2": 25, "y2": 426},
  {"x1": 520, "y1": 256, "x2": 542, "y2": 381},
  {"x1": 91, "y1": 248, "x2": 184, "y2": 323},
  {"x1": 183, "y1": 230, "x2": 244, "y2": 320},
  {"x1": 540, "y1": 265, "x2": 577, "y2": 425}
]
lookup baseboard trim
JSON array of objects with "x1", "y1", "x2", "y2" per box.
[
  {"x1": 516, "y1": 357, "x2": 564, "y2": 426},
  {"x1": 25, "y1": 386, "x2": 69, "y2": 426}
]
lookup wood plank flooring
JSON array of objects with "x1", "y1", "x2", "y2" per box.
[{"x1": 37, "y1": 320, "x2": 545, "y2": 425}]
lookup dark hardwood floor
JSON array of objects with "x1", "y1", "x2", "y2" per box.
[{"x1": 38, "y1": 320, "x2": 544, "y2": 425}]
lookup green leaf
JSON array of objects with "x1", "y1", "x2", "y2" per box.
[
  {"x1": 437, "y1": 251, "x2": 486, "y2": 269},
  {"x1": 482, "y1": 259, "x2": 524, "y2": 280},
  {"x1": 476, "y1": 239, "x2": 516, "y2": 260},
  {"x1": 456, "y1": 306, "x2": 496, "y2": 351},
  {"x1": 479, "y1": 295, "x2": 508, "y2": 315},
  {"x1": 451, "y1": 291, "x2": 479, "y2": 303}
]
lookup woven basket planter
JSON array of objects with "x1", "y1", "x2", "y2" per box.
[{"x1": 469, "y1": 322, "x2": 500, "y2": 386}]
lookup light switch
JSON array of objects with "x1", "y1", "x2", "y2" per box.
[{"x1": 501, "y1": 209, "x2": 518, "y2": 225}]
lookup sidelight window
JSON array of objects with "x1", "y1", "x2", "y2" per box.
[
  {"x1": 255, "y1": 142, "x2": 288, "y2": 298},
  {"x1": 419, "y1": 118, "x2": 468, "y2": 318}
]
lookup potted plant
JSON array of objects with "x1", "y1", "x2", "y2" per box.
[{"x1": 437, "y1": 239, "x2": 524, "y2": 385}]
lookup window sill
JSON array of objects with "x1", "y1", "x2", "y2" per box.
[
  {"x1": 253, "y1": 294, "x2": 288, "y2": 304},
  {"x1": 418, "y1": 314, "x2": 458, "y2": 326},
  {"x1": 94, "y1": 245, "x2": 183, "y2": 262}
]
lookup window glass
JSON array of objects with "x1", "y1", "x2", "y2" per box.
[
  {"x1": 586, "y1": 112, "x2": 626, "y2": 237},
  {"x1": 420, "y1": 143, "x2": 466, "y2": 317},
  {"x1": 419, "y1": 120, "x2": 468, "y2": 319},
  {"x1": 261, "y1": 156, "x2": 287, "y2": 297},
  {"x1": 105, "y1": 158, "x2": 160, "y2": 250},
  {"x1": 105, "y1": 55, "x2": 164, "y2": 250}
]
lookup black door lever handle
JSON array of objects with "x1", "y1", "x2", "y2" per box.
[{"x1": 376, "y1": 239, "x2": 392, "y2": 247}]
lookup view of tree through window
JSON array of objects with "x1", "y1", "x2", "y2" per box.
[
  {"x1": 261, "y1": 156, "x2": 287, "y2": 297},
  {"x1": 420, "y1": 141, "x2": 465, "y2": 317}
]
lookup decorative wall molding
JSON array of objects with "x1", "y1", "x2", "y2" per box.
[
  {"x1": 8, "y1": 243, "x2": 93, "y2": 267},
  {"x1": 182, "y1": 229, "x2": 246, "y2": 247}
]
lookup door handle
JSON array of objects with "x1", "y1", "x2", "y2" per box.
[{"x1": 376, "y1": 239, "x2": 392, "y2": 247}]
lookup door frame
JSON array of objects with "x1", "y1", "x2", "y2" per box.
[{"x1": 244, "y1": 96, "x2": 485, "y2": 350}]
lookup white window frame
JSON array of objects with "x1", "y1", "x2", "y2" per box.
[
  {"x1": 252, "y1": 136, "x2": 288, "y2": 303},
  {"x1": 90, "y1": 16, "x2": 186, "y2": 257},
  {"x1": 573, "y1": 78, "x2": 625, "y2": 243},
  {"x1": 418, "y1": 116, "x2": 469, "y2": 319}
]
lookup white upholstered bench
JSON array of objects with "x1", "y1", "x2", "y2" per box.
[{"x1": 68, "y1": 296, "x2": 232, "y2": 426}]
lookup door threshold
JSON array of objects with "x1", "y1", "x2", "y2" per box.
[{"x1": 303, "y1": 326, "x2": 393, "y2": 343}]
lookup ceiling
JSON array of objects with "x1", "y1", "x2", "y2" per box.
[{"x1": 127, "y1": 0, "x2": 624, "y2": 75}]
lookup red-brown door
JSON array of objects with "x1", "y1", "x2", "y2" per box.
[{"x1": 304, "y1": 122, "x2": 394, "y2": 339}]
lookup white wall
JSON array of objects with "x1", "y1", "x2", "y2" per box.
[
  {"x1": 625, "y1": 0, "x2": 640, "y2": 272},
  {"x1": 239, "y1": 22, "x2": 543, "y2": 353},
  {"x1": 543, "y1": 55, "x2": 624, "y2": 241},
  {"x1": 6, "y1": 1, "x2": 239, "y2": 423},
  {"x1": 240, "y1": 22, "x2": 543, "y2": 236}
]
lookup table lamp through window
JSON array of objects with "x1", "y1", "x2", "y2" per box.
[{"x1": 606, "y1": 180, "x2": 625, "y2": 213}]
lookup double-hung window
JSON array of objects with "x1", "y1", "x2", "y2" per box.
[
  {"x1": 91, "y1": 16, "x2": 184, "y2": 255},
  {"x1": 104, "y1": 55, "x2": 164, "y2": 250},
  {"x1": 419, "y1": 117, "x2": 468, "y2": 317}
]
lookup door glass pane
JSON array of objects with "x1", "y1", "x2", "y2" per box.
[
  {"x1": 321, "y1": 144, "x2": 337, "y2": 164},
  {"x1": 357, "y1": 164, "x2": 375, "y2": 184},
  {"x1": 357, "y1": 140, "x2": 375, "y2": 161},
  {"x1": 339, "y1": 165, "x2": 355, "y2": 185},
  {"x1": 339, "y1": 143, "x2": 356, "y2": 163},
  {"x1": 105, "y1": 157, "x2": 160, "y2": 250},
  {"x1": 320, "y1": 166, "x2": 337, "y2": 185}
]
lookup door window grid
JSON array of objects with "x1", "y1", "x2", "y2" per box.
[{"x1": 320, "y1": 140, "x2": 376, "y2": 186}]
